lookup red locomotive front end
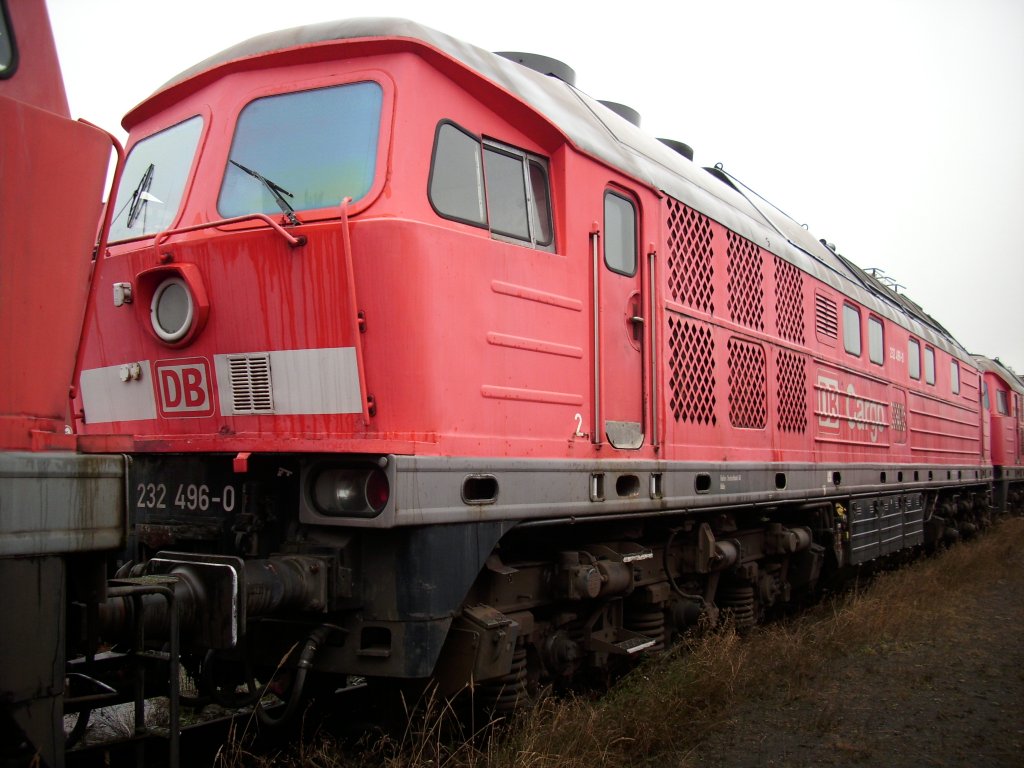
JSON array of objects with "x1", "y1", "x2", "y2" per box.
[
  {"x1": 975, "y1": 356, "x2": 1024, "y2": 513},
  {"x1": 75, "y1": 28, "x2": 596, "y2": 521},
  {"x1": 74, "y1": 24, "x2": 603, "y2": 686}
]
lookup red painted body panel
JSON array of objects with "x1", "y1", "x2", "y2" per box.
[
  {"x1": 657, "y1": 206, "x2": 982, "y2": 471},
  {"x1": 0, "y1": 3, "x2": 110, "y2": 450},
  {"x1": 0, "y1": 0, "x2": 70, "y2": 116},
  {"x1": 74, "y1": 29, "x2": 986, "y2": 482},
  {"x1": 1, "y1": 9, "x2": 124, "y2": 764}
]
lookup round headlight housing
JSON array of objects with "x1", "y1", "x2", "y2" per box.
[
  {"x1": 311, "y1": 467, "x2": 390, "y2": 517},
  {"x1": 150, "y1": 276, "x2": 194, "y2": 343}
]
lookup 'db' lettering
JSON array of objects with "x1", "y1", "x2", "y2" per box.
[
  {"x1": 160, "y1": 368, "x2": 182, "y2": 408},
  {"x1": 154, "y1": 358, "x2": 215, "y2": 417},
  {"x1": 183, "y1": 368, "x2": 205, "y2": 407}
]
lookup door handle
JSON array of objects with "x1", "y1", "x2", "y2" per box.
[{"x1": 629, "y1": 314, "x2": 644, "y2": 342}]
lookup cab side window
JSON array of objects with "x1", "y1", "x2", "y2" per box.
[
  {"x1": 908, "y1": 338, "x2": 921, "y2": 380},
  {"x1": 924, "y1": 346, "x2": 936, "y2": 385},
  {"x1": 428, "y1": 123, "x2": 486, "y2": 226},
  {"x1": 868, "y1": 316, "x2": 883, "y2": 365},
  {"x1": 429, "y1": 121, "x2": 554, "y2": 250},
  {"x1": 843, "y1": 304, "x2": 861, "y2": 356},
  {"x1": 484, "y1": 146, "x2": 531, "y2": 241}
]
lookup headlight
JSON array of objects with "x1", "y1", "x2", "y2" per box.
[
  {"x1": 311, "y1": 467, "x2": 390, "y2": 517},
  {"x1": 150, "y1": 276, "x2": 194, "y2": 342}
]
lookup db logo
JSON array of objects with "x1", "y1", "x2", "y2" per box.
[{"x1": 154, "y1": 357, "x2": 216, "y2": 417}]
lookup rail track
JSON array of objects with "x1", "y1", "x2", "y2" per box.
[{"x1": 65, "y1": 683, "x2": 374, "y2": 768}]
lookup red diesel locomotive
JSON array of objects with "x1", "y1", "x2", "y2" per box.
[
  {"x1": 0, "y1": 1, "x2": 123, "y2": 764},
  {"x1": 975, "y1": 355, "x2": 1024, "y2": 514},
  {"x1": 67, "y1": 17, "x2": 1019, "y2": 721}
]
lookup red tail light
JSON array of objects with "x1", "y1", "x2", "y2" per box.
[{"x1": 311, "y1": 466, "x2": 389, "y2": 517}]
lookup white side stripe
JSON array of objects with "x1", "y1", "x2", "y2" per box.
[
  {"x1": 80, "y1": 363, "x2": 157, "y2": 423},
  {"x1": 214, "y1": 347, "x2": 362, "y2": 416},
  {"x1": 81, "y1": 347, "x2": 362, "y2": 423}
]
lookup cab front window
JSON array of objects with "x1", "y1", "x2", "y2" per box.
[
  {"x1": 0, "y1": 2, "x2": 15, "y2": 78},
  {"x1": 218, "y1": 81, "x2": 383, "y2": 219},
  {"x1": 108, "y1": 116, "x2": 204, "y2": 242}
]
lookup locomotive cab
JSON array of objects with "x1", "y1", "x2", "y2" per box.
[{"x1": 75, "y1": 21, "x2": 610, "y2": 690}]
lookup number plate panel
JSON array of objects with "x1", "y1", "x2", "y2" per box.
[{"x1": 130, "y1": 455, "x2": 241, "y2": 521}]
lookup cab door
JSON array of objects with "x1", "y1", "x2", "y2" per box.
[
  {"x1": 1016, "y1": 393, "x2": 1023, "y2": 464},
  {"x1": 596, "y1": 188, "x2": 645, "y2": 449}
]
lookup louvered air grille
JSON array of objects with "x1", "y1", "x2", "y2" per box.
[
  {"x1": 815, "y1": 294, "x2": 839, "y2": 340},
  {"x1": 228, "y1": 354, "x2": 274, "y2": 413}
]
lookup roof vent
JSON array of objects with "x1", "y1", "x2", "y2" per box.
[
  {"x1": 495, "y1": 52, "x2": 576, "y2": 86},
  {"x1": 598, "y1": 100, "x2": 641, "y2": 127},
  {"x1": 658, "y1": 138, "x2": 694, "y2": 161}
]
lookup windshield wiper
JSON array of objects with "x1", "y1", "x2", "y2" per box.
[
  {"x1": 229, "y1": 160, "x2": 300, "y2": 226},
  {"x1": 115, "y1": 163, "x2": 156, "y2": 229}
]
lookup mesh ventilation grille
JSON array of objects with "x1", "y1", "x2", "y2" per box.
[
  {"x1": 891, "y1": 401, "x2": 907, "y2": 433},
  {"x1": 668, "y1": 317, "x2": 716, "y2": 425},
  {"x1": 727, "y1": 338, "x2": 766, "y2": 429},
  {"x1": 666, "y1": 198, "x2": 714, "y2": 313},
  {"x1": 776, "y1": 350, "x2": 808, "y2": 433},
  {"x1": 774, "y1": 256, "x2": 805, "y2": 344},
  {"x1": 228, "y1": 354, "x2": 274, "y2": 414},
  {"x1": 726, "y1": 232, "x2": 764, "y2": 331}
]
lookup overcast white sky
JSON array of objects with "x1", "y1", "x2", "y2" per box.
[{"x1": 48, "y1": 0, "x2": 1024, "y2": 373}]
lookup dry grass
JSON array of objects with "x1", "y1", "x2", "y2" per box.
[{"x1": 219, "y1": 517, "x2": 1024, "y2": 768}]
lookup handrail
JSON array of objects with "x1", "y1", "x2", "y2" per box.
[
  {"x1": 339, "y1": 197, "x2": 372, "y2": 424},
  {"x1": 106, "y1": 580, "x2": 180, "y2": 768},
  {"x1": 153, "y1": 213, "x2": 307, "y2": 249},
  {"x1": 81, "y1": 119, "x2": 124, "y2": 259},
  {"x1": 69, "y1": 121, "x2": 125, "y2": 433},
  {"x1": 591, "y1": 226, "x2": 602, "y2": 446},
  {"x1": 648, "y1": 249, "x2": 659, "y2": 450}
]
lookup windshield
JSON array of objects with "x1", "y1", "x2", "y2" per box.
[
  {"x1": 0, "y1": 3, "x2": 14, "y2": 77},
  {"x1": 108, "y1": 116, "x2": 203, "y2": 242},
  {"x1": 218, "y1": 81, "x2": 383, "y2": 218}
]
